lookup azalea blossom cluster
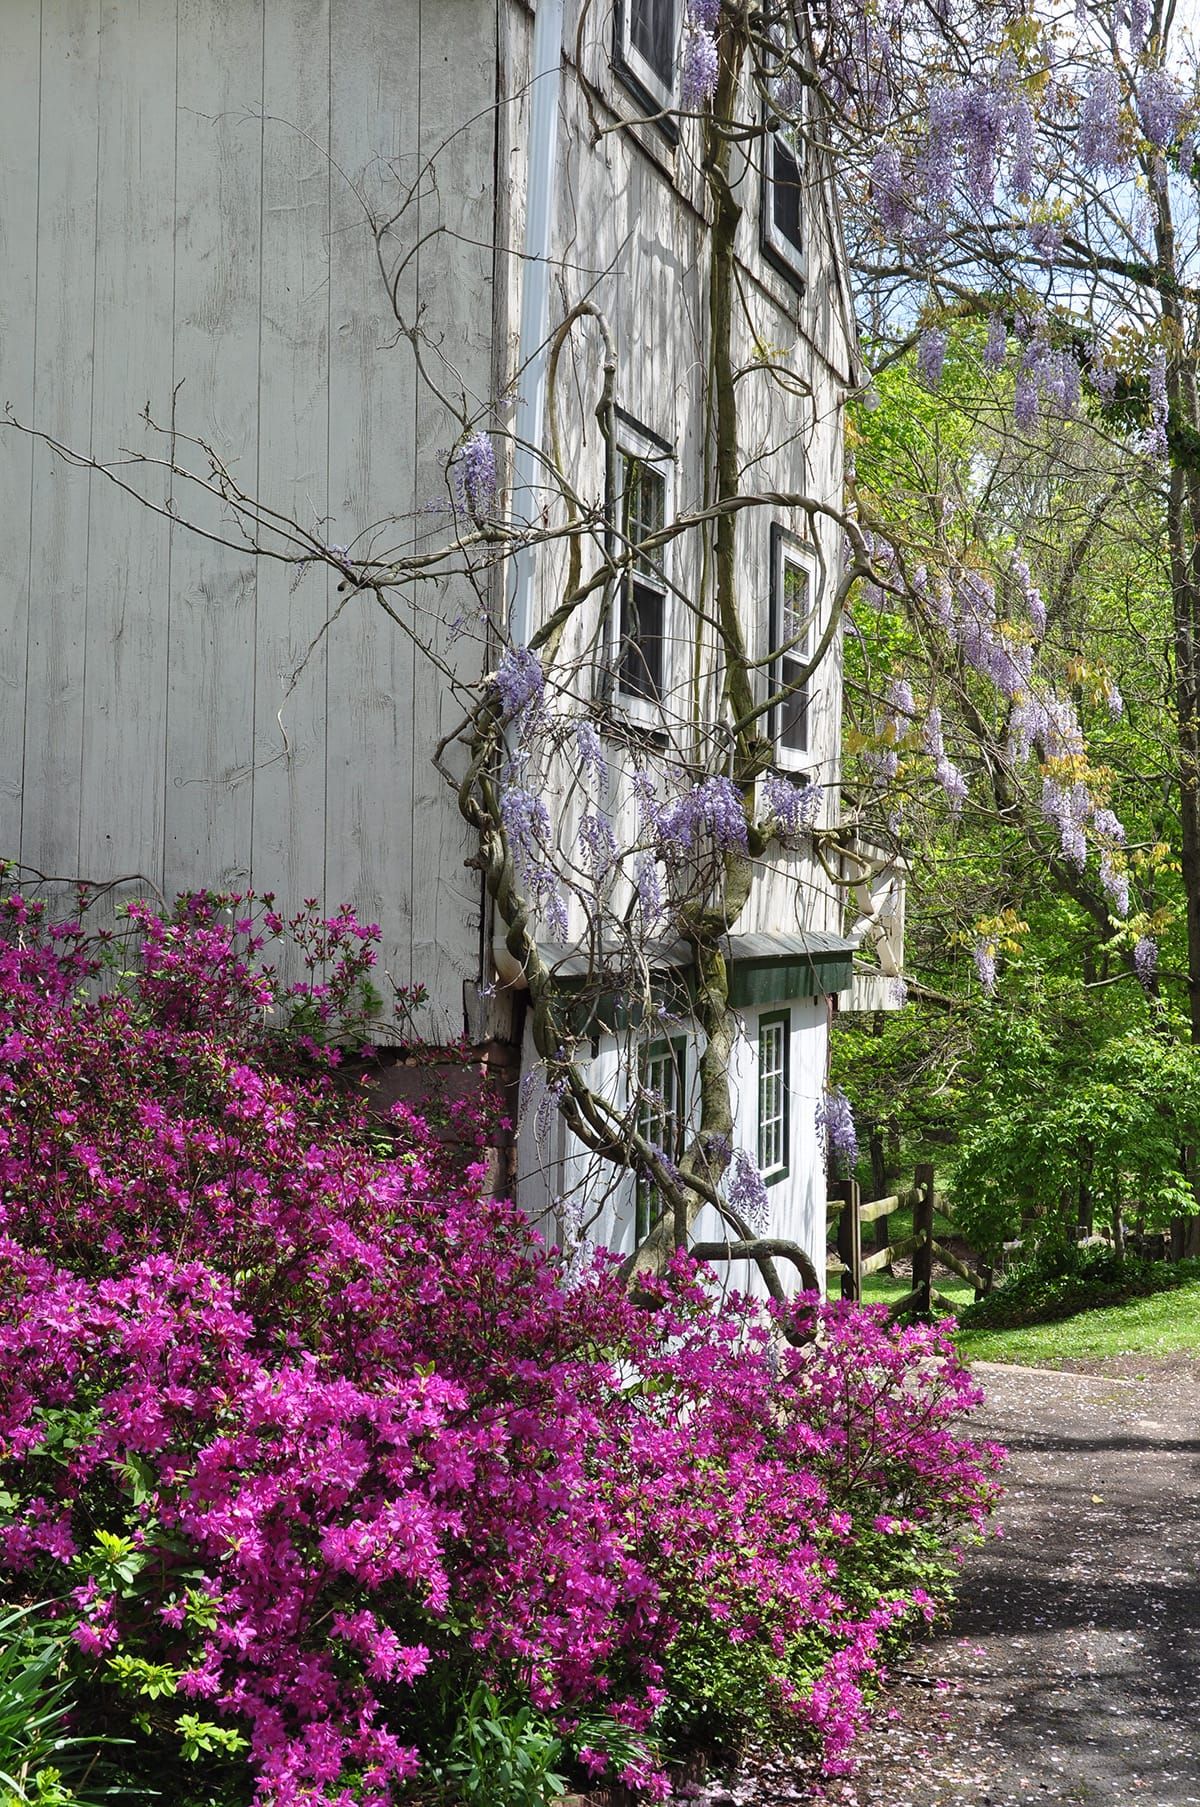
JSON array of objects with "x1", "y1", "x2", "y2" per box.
[{"x1": 0, "y1": 890, "x2": 1001, "y2": 1805}]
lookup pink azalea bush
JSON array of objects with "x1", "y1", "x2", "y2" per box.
[{"x1": 0, "y1": 885, "x2": 1002, "y2": 1806}]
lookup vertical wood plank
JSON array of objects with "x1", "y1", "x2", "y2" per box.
[
  {"x1": 325, "y1": 0, "x2": 420, "y2": 993},
  {"x1": 250, "y1": 0, "x2": 332, "y2": 919},
  {"x1": 836, "y1": 1174, "x2": 861, "y2": 1302},
  {"x1": 0, "y1": 1, "x2": 41, "y2": 857},
  {"x1": 409, "y1": 0, "x2": 496, "y2": 1029},
  {"x1": 164, "y1": 0, "x2": 264, "y2": 895},
  {"x1": 913, "y1": 1160, "x2": 935, "y2": 1319},
  {"x1": 20, "y1": 0, "x2": 101, "y2": 882},
  {"x1": 78, "y1": 0, "x2": 178, "y2": 891}
]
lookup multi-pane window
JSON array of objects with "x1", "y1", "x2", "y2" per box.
[
  {"x1": 770, "y1": 525, "x2": 813, "y2": 759},
  {"x1": 615, "y1": 0, "x2": 678, "y2": 112},
  {"x1": 618, "y1": 446, "x2": 669, "y2": 704},
  {"x1": 757, "y1": 1011, "x2": 790, "y2": 1183},
  {"x1": 636, "y1": 1037, "x2": 687, "y2": 1242},
  {"x1": 762, "y1": 127, "x2": 805, "y2": 284}
]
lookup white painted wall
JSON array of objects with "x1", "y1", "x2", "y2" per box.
[
  {"x1": 525, "y1": 996, "x2": 831, "y2": 1293},
  {"x1": 0, "y1": 0, "x2": 493, "y2": 1034}
]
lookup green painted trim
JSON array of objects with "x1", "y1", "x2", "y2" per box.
[{"x1": 729, "y1": 952, "x2": 852, "y2": 1007}]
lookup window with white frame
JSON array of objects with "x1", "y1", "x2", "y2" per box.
[
  {"x1": 770, "y1": 524, "x2": 816, "y2": 764},
  {"x1": 615, "y1": 421, "x2": 673, "y2": 711},
  {"x1": 761, "y1": 125, "x2": 805, "y2": 286},
  {"x1": 614, "y1": 0, "x2": 678, "y2": 114},
  {"x1": 635, "y1": 1035, "x2": 687, "y2": 1242},
  {"x1": 757, "y1": 1010, "x2": 790, "y2": 1183}
]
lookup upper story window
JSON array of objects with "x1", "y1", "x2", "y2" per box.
[
  {"x1": 762, "y1": 125, "x2": 806, "y2": 288},
  {"x1": 770, "y1": 524, "x2": 816, "y2": 765},
  {"x1": 614, "y1": 416, "x2": 674, "y2": 716},
  {"x1": 615, "y1": 0, "x2": 679, "y2": 115}
]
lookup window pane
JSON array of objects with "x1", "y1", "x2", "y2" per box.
[
  {"x1": 624, "y1": 456, "x2": 666, "y2": 575},
  {"x1": 620, "y1": 578, "x2": 665, "y2": 700},
  {"x1": 637, "y1": 1041, "x2": 685, "y2": 1240},
  {"x1": 782, "y1": 561, "x2": 809, "y2": 648},
  {"x1": 757, "y1": 1018, "x2": 789, "y2": 1175},
  {"x1": 776, "y1": 557, "x2": 810, "y2": 752},
  {"x1": 630, "y1": 0, "x2": 676, "y2": 86},
  {"x1": 772, "y1": 135, "x2": 804, "y2": 258},
  {"x1": 779, "y1": 656, "x2": 809, "y2": 751}
]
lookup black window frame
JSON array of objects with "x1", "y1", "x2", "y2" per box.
[
  {"x1": 613, "y1": 414, "x2": 674, "y2": 720},
  {"x1": 613, "y1": 0, "x2": 680, "y2": 126},
  {"x1": 760, "y1": 122, "x2": 806, "y2": 291}
]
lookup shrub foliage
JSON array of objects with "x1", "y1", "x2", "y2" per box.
[{"x1": 0, "y1": 887, "x2": 1002, "y2": 1805}]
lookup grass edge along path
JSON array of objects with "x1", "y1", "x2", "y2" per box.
[{"x1": 862, "y1": 1267, "x2": 1200, "y2": 1367}]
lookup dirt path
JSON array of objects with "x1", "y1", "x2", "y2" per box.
[{"x1": 808, "y1": 1358, "x2": 1200, "y2": 1807}]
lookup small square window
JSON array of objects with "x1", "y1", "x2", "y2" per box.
[
  {"x1": 613, "y1": 423, "x2": 673, "y2": 718},
  {"x1": 615, "y1": 0, "x2": 679, "y2": 115},
  {"x1": 636, "y1": 1036, "x2": 688, "y2": 1242},
  {"x1": 761, "y1": 126, "x2": 806, "y2": 288},
  {"x1": 769, "y1": 524, "x2": 816, "y2": 765},
  {"x1": 757, "y1": 1011, "x2": 790, "y2": 1183}
]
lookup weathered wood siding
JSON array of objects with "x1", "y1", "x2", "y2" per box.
[{"x1": 0, "y1": 0, "x2": 494, "y2": 1029}]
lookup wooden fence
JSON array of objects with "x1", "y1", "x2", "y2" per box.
[{"x1": 826, "y1": 1161, "x2": 994, "y2": 1316}]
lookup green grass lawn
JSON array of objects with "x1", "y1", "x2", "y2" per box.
[
  {"x1": 854, "y1": 1221, "x2": 1200, "y2": 1367},
  {"x1": 952, "y1": 1276, "x2": 1200, "y2": 1366}
]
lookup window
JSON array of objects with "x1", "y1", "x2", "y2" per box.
[
  {"x1": 770, "y1": 525, "x2": 815, "y2": 763},
  {"x1": 615, "y1": 0, "x2": 678, "y2": 115},
  {"x1": 635, "y1": 1036, "x2": 687, "y2": 1242},
  {"x1": 761, "y1": 126, "x2": 805, "y2": 286},
  {"x1": 757, "y1": 1011, "x2": 791, "y2": 1183},
  {"x1": 614, "y1": 419, "x2": 673, "y2": 714}
]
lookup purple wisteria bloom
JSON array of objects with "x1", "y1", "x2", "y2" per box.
[
  {"x1": 495, "y1": 646, "x2": 545, "y2": 729},
  {"x1": 818, "y1": 1087, "x2": 858, "y2": 1175},
  {"x1": 575, "y1": 720, "x2": 609, "y2": 789},
  {"x1": 764, "y1": 773, "x2": 821, "y2": 837},
  {"x1": 871, "y1": 146, "x2": 910, "y2": 238},
  {"x1": 454, "y1": 431, "x2": 498, "y2": 515},
  {"x1": 680, "y1": 9, "x2": 719, "y2": 108},
  {"x1": 973, "y1": 939, "x2": 997, "y2": 994},
  {"x1": 657, "y1": 776, "x2": 748, "y2": 854},
  {"x1": 1134, "y1": 936, "x2": 1158, "y2": 987},
  {"x1": 725, "y1": 1148, "x2": 770, "y2": 1236},
  {"x1": 1079, "y1": 70, "x2": 1123, "y2": 171},
  {"x1": 918, "y1": 327, "x2": 948, "y2": 390},
  {"x1": 984, "y1": 314, "x2": 1008, "y2": 372},
  {"x1": 1138, "y1": 68, "x2": 1183, "y2": 149}
]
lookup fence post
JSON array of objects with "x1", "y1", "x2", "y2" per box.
[
  {"x1": 836, "y1": 1177, "x2": 862, "y2": 1303},
  {"x1": 912, "y1": 1161, "x2": 934, "y2": 1318}
]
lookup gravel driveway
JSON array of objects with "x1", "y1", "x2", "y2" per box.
[{"x1": 814, "y1": 1357, "x2": 1200, "y2": 1807}]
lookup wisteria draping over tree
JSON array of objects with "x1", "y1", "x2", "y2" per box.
[{"x1": 16, "y1": 0, "x2": 1198, "y2": 1272}]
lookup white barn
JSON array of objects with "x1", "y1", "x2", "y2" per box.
[{"x1": 0, "y1": 0, "x2": 893, "y2": 1289}]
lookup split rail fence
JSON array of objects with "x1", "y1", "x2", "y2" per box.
[{"x1": 826, "y1": 1161, "x2": 994, "y2": 1316}]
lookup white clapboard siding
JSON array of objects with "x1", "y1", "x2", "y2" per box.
[
  {"x1": 0, "y1": 0, "x2": 41, "y2": 857},
  {"x1": 324, "y1": 0, "x2": 421, "y2": 997},
  {"x1": 410, "y1": 0, "x2": 498, "y2": 1040},
  {"x1": 163, "y1": 0, "x2": 265, "y2": 896},
  {"x1": 19, "y1": 0, "x2": 102, "y2": 884},
  {"x1": 2, "y1": 0, "x2": 495, "y2": 1025},
  {"x1": 78, "y1": 0, "x2": 177, "y2": 897},
  {"x1": 251, "y1": 0, "x2": 334, "y2": 922}
]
